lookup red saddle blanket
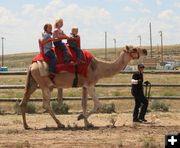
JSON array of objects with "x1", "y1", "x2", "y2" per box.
[{"x1": 32, "y1": 45, "x2": 93, "y2": 77}]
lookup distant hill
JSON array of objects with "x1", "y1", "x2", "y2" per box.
[{"x1": 2, "y1": 44, "x2": 180, "y2": 68}]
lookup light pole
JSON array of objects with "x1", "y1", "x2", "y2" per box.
[
  {"x1": 149, "y1": 22, "x2": 153, "y2": 58},
  {"x1": 113, "y1": 38, "x2": 116, "y2": 58},
  {"x1": 1, "y1": 37, "x2": 5, "y2": 67},
  {"x1": 105, "y1": 32, "x2": 107, "y2": 60},
  {"x1": 159, "y1": 31, "x2": 163, "y2": 62},
  {"x1": 137, "y1": 35, "x2": 141, "y2": 47}
]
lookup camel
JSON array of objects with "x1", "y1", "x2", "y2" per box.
[{"x1": 19, "y1": 45, "x2": 147, "y2": 129}]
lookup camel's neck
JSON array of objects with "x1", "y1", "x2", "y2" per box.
[{"x1": 97, "y1": 52, "x2": 131, "y2": 78}]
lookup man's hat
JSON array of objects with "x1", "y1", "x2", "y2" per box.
[{"x1": 138, "y1": 63, "x2": 145, "y2": 68}]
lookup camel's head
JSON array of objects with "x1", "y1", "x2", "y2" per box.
[{"x1": 124, "y1": 45, "x2": 147, "y2": 59}]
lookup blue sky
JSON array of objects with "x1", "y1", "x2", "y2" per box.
[{"x1": 0, "y1": 0, "x2": 180, "y2": 54}]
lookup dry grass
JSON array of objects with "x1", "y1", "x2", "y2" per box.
[
  {"x1": 1, "y1": 73, "x2": 179, "y2": 97},
  {"x1": 0, "y1": 112, "x2": 179, "y2": 147},
  {"x1": 139, "y1": 136, "x2": 161, "y2": 148},
  {"x1": 0, "y1": 73, "x2": 180, "y2": 113},
  {"x1": 3, "y1": 44, "x2": 180, "y2": 68}
]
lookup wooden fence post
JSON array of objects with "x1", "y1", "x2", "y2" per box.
[{"x1": 57, "y1": 88, "x2": 63, "y2": 105}]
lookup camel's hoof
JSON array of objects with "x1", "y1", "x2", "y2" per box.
[
  {"x1": 77, "y1": 114, "x2": 85, "y2": 120},
  {"x1": 24, "y1": 125, "x2": 32, "y2": 130},
  {"x1": 86, "y1": 123, "x2": 94, "y2": 128},
  {"x1": 57, "y1": 123, "x2": 65, "y2": 129}
]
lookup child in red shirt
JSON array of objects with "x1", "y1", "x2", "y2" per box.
[{"x1": 67, "y1": 27, "x2": 83, "y2": 63}]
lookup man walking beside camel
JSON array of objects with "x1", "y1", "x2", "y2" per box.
[{"x1": 131, "y1": 64, "x2": 149, "y2": 123}]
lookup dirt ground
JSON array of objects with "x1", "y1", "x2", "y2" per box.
[{"x1": 0, "y1": 112, "x2": 180, "y2": 148}]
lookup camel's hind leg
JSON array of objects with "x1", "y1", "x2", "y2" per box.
[
  {"x1": 19, "y1": 69, "x2": 37, "y2": 129},
  {"x1": 42, "y1": 87, "x2": 65, "y2": 128}
]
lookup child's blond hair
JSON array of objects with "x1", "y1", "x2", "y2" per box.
[
  {"x1": 54, "y1": 18, "x2": 63, "y2": 28},
  {"x1": 72, "y1": 26, "x2": 78, "y2": 31}
]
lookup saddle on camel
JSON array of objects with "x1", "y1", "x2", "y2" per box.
[{"x1": 32, "y1": 42, "x2": 92, "y2": 87}]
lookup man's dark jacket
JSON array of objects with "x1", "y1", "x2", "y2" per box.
[{"x1": 131, "y1": 72, "x2": 144, "y2": 96}]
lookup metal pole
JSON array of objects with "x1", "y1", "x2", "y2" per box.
[
  {"x1": 1, "y1": 37, "x2": 5, "y2": 67},
  {"x1": 149, "y1": 22, "x2": 152, "y2": 58},
  {"x1": 137, "y1": 35, "x2": 141, "y2": 47},
  {"x1": 113, "y1": 38, "x2": 116, "y2": 58},
  {"x1": 159, "y1": 31, "x2": 163, "y2": 62},
  {"x1": 105, "y1": 32, "x2": 107, "y2": 60},
  {"x1": 157, "y1": 44, "x2": 160, "y2": 59}
]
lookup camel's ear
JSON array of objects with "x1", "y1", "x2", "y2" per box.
[{"x1": 126, "y1": 45, "x2": 129, "y2": 51}]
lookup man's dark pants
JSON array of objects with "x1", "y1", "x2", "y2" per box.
[{"x1": 133, "y1": 94, "x2": 148, "y2": 120}]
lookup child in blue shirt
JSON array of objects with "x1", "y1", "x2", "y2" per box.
[{"x1": 41, "y1": 23, "x2": 57, "y2": 74}]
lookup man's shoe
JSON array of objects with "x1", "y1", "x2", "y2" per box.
[
  {"x1": 133, "y1": 119, "x2": 142, "y2": 123},
  {"x1": 139, "y1": 119, "x2": 147, "y2": 122}
]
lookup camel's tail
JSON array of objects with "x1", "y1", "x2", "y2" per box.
[{"x1": 25, "y1": 66, "x2": 37, "y2": 91}]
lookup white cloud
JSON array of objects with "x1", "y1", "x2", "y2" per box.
[
  {"x1": 123, "y1": 6, "x2": 134, "y2": 12},
  {"x1": 0, "y1": 0, "x2": 112, "y2": 54},
  {"x1": 158, "y1": 9, "x2": 180, "y2": 30},
  {"x1": 113, "y1": 17, "x2": 153, "y2": 46},
  {"x1": 158, "y1": 9, "x2": 174, "y2": 20},
  {"x1": 1, "y1": 0, "x2": 180, "y2": 54},
  {"x1": 48, "y1": 0, "x2": 65, "y2": 7},
  {"x1": 0, "y1": 6, "x2": 20, "y2": 25},
  {"x1": 22, "y1": 4, "x2": 35, "y2": 15},
  {"x1": 173, "y1": 2, "x2": 180, "y2": 8},
  {"x1": 81, "y1": 7, "x2": 111, "y2": 26},
  {"x1": 155, "y1": 0, "x2": 162, "y2": 5},
  {"x1": 123, "y1": 6, "x2": 151, "y2": 14},
  {"x1": 140, "y1": 8, "x2": 151, "y2": 14},
  {"x1": 131, "y1": 0, "x2": 144, "y2": 6}
]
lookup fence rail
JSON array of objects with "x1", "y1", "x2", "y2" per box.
[
  {"x1": 0, "y1": 70, "x2": 180, "y2": 102},
  {"x1": 0, "y1": 96, "x2": 180, "y2": 102},
  {"x1": 0, "y1": 70, "x2": 180, "y2": 75},
  {"x1": 0, "y1": 84, "x2": 180, "y2": 89}
]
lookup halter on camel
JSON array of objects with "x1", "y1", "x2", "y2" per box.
[{"x1": 123, "y1": 47, "x2": 140, "y2": 59}]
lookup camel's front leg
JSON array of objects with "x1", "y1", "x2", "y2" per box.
[
  {"x1": 78, "y1": 87, "x2": 92, "y2": 127},
  {"x1": 42, "y1": 87, "x2": 65, "y2": 128},
  {"x1": 87, "y1": 86, "x2": 102, "y2": 114},
  {"x1": 78, "y1": 86, "x2": 102, "y2": 127}
]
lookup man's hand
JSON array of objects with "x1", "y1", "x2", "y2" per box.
[{"x1": 144, "y1": 81, "x2": 150, "y2": 85}]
